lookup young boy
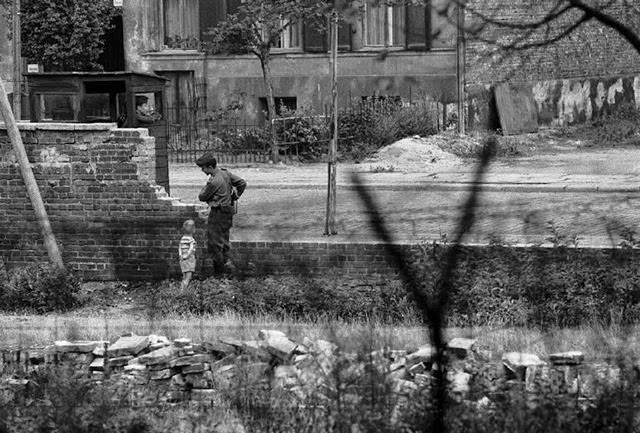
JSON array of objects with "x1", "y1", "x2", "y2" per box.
[{"x1": 178, "y1": 219, "x2": 197, "y2": 289}]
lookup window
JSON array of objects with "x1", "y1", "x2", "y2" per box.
[
  {"x1": 259, "y1": 97, "x2": 297, "y2": 119},
  {"x1": 84, "y1": 94, "x2": 111, "y2": 122},
  {"x1": 135, "y1": 92, "x2": 164, "y2": 124},
  {"x1": 38, "y1": 94, "x2": 77, "y2": 121},
  {"x1": 269, "y1": 20, "x2": 302, "y2": 50},
  {"x1": 163, "y1": 0, "x2": 199, "y2": 48},
  {"x1": 364, "y1": 1, "x2": 406, "y2": 47}
]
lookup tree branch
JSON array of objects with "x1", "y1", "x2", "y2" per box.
[{"x1": 567, "y1": 0, "x2": 640, "y2": 54}]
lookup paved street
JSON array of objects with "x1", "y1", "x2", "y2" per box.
[{"x1": 169, "y1": 148, "x2": 640, "y2": 246}]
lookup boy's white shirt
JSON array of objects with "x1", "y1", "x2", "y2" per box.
[{"x1": 179, "y1": 236, "x2": 196, "y2": 260}]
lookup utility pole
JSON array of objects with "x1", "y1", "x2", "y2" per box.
[
  {"x1": 456, "y1": 1, "x2": 466, "y2": 134},
  {"x1": 0, "y1": 76, "x2": 65, "y2": 269},
  {"x1": 11, "y1": 0, "x2": 21, "y2": 119},
  {"x1": 324, "y1": 8, "x2": 338, "y2": 236}
]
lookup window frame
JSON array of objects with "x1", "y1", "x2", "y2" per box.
[
  {"x1": 161, "y1": 0, "x2": 200, "y2": 50},
  {"x1": 362, "y1": 2, "x2": 406, "y2": 48}
]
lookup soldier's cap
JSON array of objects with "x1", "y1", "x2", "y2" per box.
[{"x1": 195, "y1": 153, "x2": 217, "y2": 168}]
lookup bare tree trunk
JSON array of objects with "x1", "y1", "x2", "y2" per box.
[
  {"x1": 0, "y1": 76, "x2": 65, "y2": 269},
  {"x1": 325, "y1": 11, "x2": 338, "y2": 236},
  {"x1": 260, "y1": 55, "x2": 279, "y2": 163}
]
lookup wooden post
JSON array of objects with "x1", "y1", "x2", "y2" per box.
[
  {"x1": 12, "y1": 0, "x2": 21, "y2": 120},
  {"x1": 324, "y1": 9, "x2": 338, "y2": 236},
  {"x1": 0, "y1": 76, "x2": 65, "y2": 269},
  {"x1": 456, "y1": 1, "x2": 466, "y2": 134}
]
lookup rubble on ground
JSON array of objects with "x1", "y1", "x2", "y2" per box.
[{"x1": 0, "y1": 330, "x2": 618, "y2": 406}]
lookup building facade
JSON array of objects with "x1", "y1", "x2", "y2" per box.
[
  {"x1": 122, "y1": 0, "x2": 458, "y2": 123},
  {"x1": 3, "y1": 0, "x2": 640, "y2": 131},
  {"x1": 0, "y1": 8, "x2": 14, "y2": 106}
]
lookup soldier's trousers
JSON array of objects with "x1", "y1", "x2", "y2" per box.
[{"x1": 207, "y1": 207, "x2": 233, "y2": 275}]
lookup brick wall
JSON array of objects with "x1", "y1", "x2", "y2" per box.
[
  {"x1": 0, "y1": 124, "x2": 199, "y2": 280},
  {"x1": 465, "y1": 1, "x2": 640, "y2": 85},
  {"x1": 0, "y1": 124, "x2": 419, "y2": 281},
  {"x1": 464, "y1": 1, "x2": 640, "y2": 128}
]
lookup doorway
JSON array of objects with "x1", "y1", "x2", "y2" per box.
[{"x1": 99, "y1": 15, "x2": 125, "y2": 71}]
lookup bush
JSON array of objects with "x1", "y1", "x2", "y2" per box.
[
  {"x1": 145, "y1": 276, "x2": 418, "y2": 323},
  {"x1": 0, "y1": 264, "x2": 82, "y2": 313},
  {"x1": 591, "y1": 102, "x2": 640, "y2": 145},
  {"x1": 199, "y1": 98, "x2": 439, "y2": 163},
  {"x1": 274, "y1": 107, "x2": 330, "y2": 161},
  {"x1": 339, "y1": 98, "x2": 438, "y2": 161},
  {"x1": 142, "y1": 242, "x2": 640, "y2": 327}
]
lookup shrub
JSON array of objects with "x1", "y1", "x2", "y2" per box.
[
  {"x1": 591, "y1": 102, "x2": 640, "y2": 145},
  {"x1": 339, "y1": 98, "x2": 438, "y2": 161},
  {"x1": 145, "y1": 276, "x2": 418, "y2": 323},
  {"x1": 274, "y1": 107, "x2": 330, "y2": 162},
  {"x1": 136, "y1": 241, "x2": 640, "y2": 328},
  {"x1": 0, "y1": 264, "x2": 82, "y2": 313}
]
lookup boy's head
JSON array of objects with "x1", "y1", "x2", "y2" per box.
[
  {"x1": 182, "y1": 219, "x2": 196, "y2": 235},
  {"x1": 196, "y1": 153, "x2": 217, "y2": 175}
]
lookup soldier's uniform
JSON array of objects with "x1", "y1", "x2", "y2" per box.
[{"x1": 196, "y1": 155, "x2": 246, "y2": 275}]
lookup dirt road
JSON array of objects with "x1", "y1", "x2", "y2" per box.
[{"x1": 169, "y1": 148, "x2": 640, "y2": 246}]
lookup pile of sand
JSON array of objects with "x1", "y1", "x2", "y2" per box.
[{"x1": 363, "y1": 135, "x2": 466, "y2": 171}]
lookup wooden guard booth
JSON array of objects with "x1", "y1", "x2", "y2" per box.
[{"x1": 25, "y1": 71, "x2": 170, "y2": 193}]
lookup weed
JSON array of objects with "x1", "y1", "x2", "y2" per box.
[{"x1": 0, "y1": 264, "x2": 82, "y2": 313}]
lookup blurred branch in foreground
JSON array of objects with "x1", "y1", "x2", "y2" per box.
[{"x1": 352, "y1": 135, "x2": 496, "y2": 432}]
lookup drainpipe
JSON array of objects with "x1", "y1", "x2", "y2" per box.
[{"x1": 456, "y1": 1, "x2": 466, "y2": 134}]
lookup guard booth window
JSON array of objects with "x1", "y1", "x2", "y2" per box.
[
  {"x1": 39, "y1": 94, "x2": 76, "y2": 121},
  {"x1": 84, "y1": 81, "x2": 127, "y2": 124}
]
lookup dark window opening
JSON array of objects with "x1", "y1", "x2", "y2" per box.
[
  {"x1": 259, "y1": 97, "x2": 297, "y2": 118},
  {"x1": 99, "y1": 15, "x2": 125, "y2": 71},
  {"x1": 83, "y1": 81, "x2": 127, "y2": 123}
]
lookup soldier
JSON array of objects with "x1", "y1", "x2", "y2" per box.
[{"x1": 195, "y1": 153, "x2": 247, "y2": 276}]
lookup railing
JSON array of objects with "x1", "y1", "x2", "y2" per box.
[{"x1": 166, "y1": 93, "x2": 451, "y2": 164}]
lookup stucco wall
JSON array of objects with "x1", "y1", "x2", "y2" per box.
[
  {"x1": 467, "y1": 75, "x2": 640, "y2": 129},
  {"x1": 130, "y1": 49, "x2": 457, "y2": 121}
]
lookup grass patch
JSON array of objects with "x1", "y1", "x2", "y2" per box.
[{"x1": 3, "y1": 311, "x2": 640, "y2": 362}]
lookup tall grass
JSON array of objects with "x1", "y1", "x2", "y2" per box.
[{"x1": 3, "y1": 312, "x2": 640, "y2": 362}]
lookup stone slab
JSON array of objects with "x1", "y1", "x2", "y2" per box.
[
  {"x1": 258, "y1": 330, "x2": 287, "y2": 340},
  {"x1": 169, "y1": 354, "x2": 210, "y2": 368},
  {"x1": 447, "y1": 338, "x2": 477, "y2": 358},
  {"x1": 407, "y1": 345, "x2": 435, "y2": 365},
  {"x1": 265, "y1": 337, "x2": 297, "y2": 362},
  {"x1": 549, "y1": 351, "x2": 585, "y2": 365},
  {"x1": 137, "y1": 346, "x2": 174, "y2": 365},
  {"x1": 107, "y1": 335, "x2": 149, "y2": 358},
  {"x1": 54, "y1": 341, "x2": 99, "y2": 353},
  {"x1": 108, "y1": 355, "x2": 134, "y2": 367}
]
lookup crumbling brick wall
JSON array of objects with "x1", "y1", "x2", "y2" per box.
[
  {"x1": 0, "y1": 124, "x2": 198, "y2": 280},
  {"x1": 0, "y1": 124, "x2": 411, "y2": 281}
]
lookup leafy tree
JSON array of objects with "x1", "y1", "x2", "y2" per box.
[
  {"x1": 205, "y1": 0, "x2": 338, "y2": 162},
  {"x1": 3, "y1": 0, "x2": 118, "y2": 71}
]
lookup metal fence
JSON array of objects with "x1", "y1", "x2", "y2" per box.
[
  {"x1": 166, "y1": 93, "x2": 452, "y2": 164},
  {"x1": 166, "y1": 110, "x2": 271, "y2": 163}
]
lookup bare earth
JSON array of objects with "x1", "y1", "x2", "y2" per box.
[{"x1": 170, "y1": 146, "x2": 640, "y2": 247}]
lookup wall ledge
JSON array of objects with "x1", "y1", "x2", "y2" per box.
[{"x1": 0, "y1": 122, "x2": 117, "y2": 131}]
